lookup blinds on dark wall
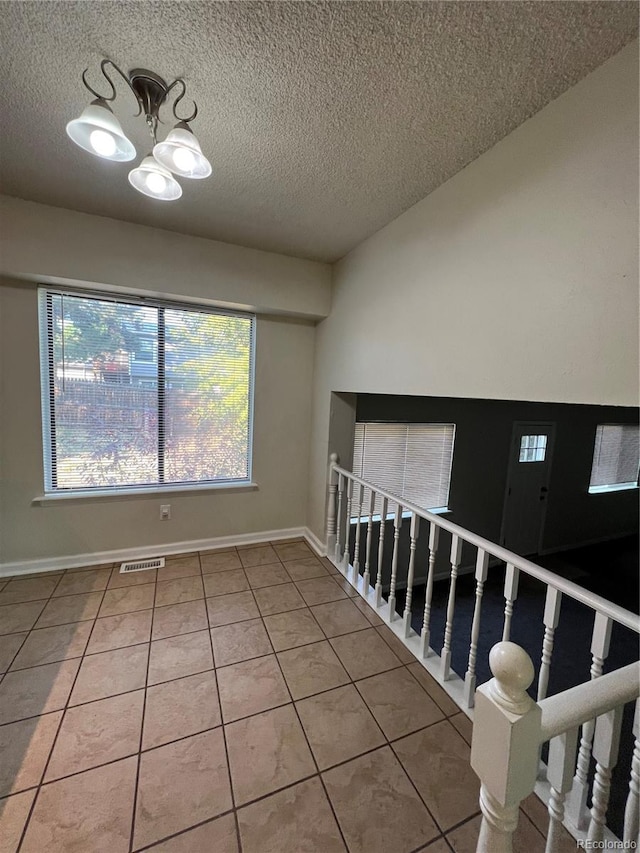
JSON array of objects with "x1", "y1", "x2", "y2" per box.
[
  {"x1": 39, "y1": 289, "x2": 254, "y2": 492},
  {"x1": 590, "y1": 424, "x2": 640, "y2": 489},
  {"x1": 352, "y1": 422, "x2": 455, "y2": 513}
]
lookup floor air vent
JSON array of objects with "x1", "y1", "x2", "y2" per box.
[{"x1": 119, "y1": 557, "x2": 165, "y2": 574}]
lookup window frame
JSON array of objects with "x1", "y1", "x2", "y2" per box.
[
  {"x1": 37, "y1": 286, "x2": 256, "y2": 498},
  {"x1": 588, "y1": 423, "x2": 639, "y2": 495}
]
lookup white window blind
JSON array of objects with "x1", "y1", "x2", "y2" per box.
[
  {"x1": 39, "y1": 288, "x2": 254, "y2": 492},
  {"x1": 589, "y1": 424, "x2": 639, "y2": 493},
  {"x1": 352, "y1": 422, "x2": 455, "y2": 512}
]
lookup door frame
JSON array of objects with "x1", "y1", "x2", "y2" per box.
[{"x1": 499, "y1": 421, "x2": 556, "y2": 556}]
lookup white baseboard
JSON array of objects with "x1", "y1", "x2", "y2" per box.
[{"x1": 0, "y1": 526, "x2": 324, "y2": 577}]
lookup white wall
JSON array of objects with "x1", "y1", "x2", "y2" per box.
[
  {"x1": 0, "y1": 196, "x2": 331, "y2": 320},
  {"x1": 308, "y1": 42, "x2": 639, "y2": 539}
]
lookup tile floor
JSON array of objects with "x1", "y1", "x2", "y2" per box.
[{"x1": 0, "y1": 539, "x2": 571, "y2": 852}]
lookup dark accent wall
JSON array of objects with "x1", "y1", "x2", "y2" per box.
[{"x1": 356, "y1": 395, "x2": 639, "y2": 555}]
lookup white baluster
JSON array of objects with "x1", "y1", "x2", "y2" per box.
[
  {"x1": 403, "y1": 514, "x2": 420, "y2": 638},
  {"x1": 419, "y1": 523, "x2": 440, "y2": 658},
  {"x1": 351, "y1": 483, "x2": 365, "y2": 583},
  {"x1": 335, "y1": 473, "x2": 344, "y2": 563},
  {"x1": 537, "y1": 587, "x2": 562, "y2": 701},
  {"x1": 362, "y1": 489, "x2": 376, "y2": 593},
  {"x1": 624, "y1": 699, "x2": 640, "y2": 846},
  {"x1": 326, "y1": 453, "x2": 338, "y2": 558},
  {"x1": 374, "y1": 496, "x2": 388, "y2": 607},
  {"x1": 502, "y1": 564, "x2": 520, "y2": 642},
  {"x1": 441, "y1": 534, "x2": 463, "y2": 680},
  {"x1": 341, "y1": 478, "x2": 354, "y2": 571},
  {"x1": 567, "y1": 612, "x2": 613, "y2": 830},
  {"x1": 387, "y1": 502, "x2": 403, "y2": 621},
  {"x1": 587, "y1": 705, "x2": 624, "y2": 842},
  {"x1": 464, "y1": 549, "x2": 490, "y2": 708},
  {"x1": 472, "y1": 642, "x2": 541, "y2": 853},
  {"x1": 545, "y1": 728, "x2": 579, "y2": 853}
]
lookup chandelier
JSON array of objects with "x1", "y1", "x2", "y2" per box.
[{"x1": 66, "y1": 60, "x2": 212, "y2": 201}]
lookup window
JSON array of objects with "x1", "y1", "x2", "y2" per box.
[
  {"x1": 352, "y1": 422, "x2": 455, "y2": 513},
  {"x1": 38, "y1": 288, "x2": 255, "y2": 493},
  {"x1": 519, "y1": 434, "x2": 547, "y2": 463},
  {"x1": 589, "y1": 424, "x2": 639, "y2": 494}
]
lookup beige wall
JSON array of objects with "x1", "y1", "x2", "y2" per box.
[
  {"x1": 308, "y1": 43, "x2": 639, "y2": 539},
  {"x1": 0, "y1": 280, "x2": 316, "y2": 565}
]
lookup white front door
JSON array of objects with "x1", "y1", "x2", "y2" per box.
[{"x1": 500, "y1": 422, "x2": 555, "y2": 556}]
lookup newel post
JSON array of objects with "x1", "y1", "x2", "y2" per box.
[
  {"x1": 326, "y1": 453, "x2": 339, "y2": 557},
  {"x1": 471, "y1": 642, "x2": 542, "y2": 853}
]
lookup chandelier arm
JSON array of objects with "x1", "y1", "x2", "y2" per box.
[{"x1": 165, "y1": 78, "x2": 198, "y2": 123}]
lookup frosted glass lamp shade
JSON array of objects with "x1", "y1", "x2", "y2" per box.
[
  {"x1": 128, "y1": 155, "x2": 182, "y2": 201},
  {"x1": 153, "y1": 122, "x2": 212, "y2": 179},
  {"x1": 66, "y1": 99, "x2": 136, "y2": 162}
]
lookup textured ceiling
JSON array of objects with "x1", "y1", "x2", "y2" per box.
[{"x1": 0, "y1": 2, "x2": 637, "y2": 262}]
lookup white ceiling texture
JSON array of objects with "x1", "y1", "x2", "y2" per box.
[{"x1": 0, "y1": 2, "x2": 637, "y2": 262}]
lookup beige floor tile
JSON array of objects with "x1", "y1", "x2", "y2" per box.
[
  {"x1": 446, "y1": 812, "x2": 547, "y2": 853},
  {"x1": 107, "y1": 566, "x2": 157, "y2": 588},
  {"x1": 201, "y1": 550, "x2": 242, "y2": 574},
  {"x1": 351, "y1": 596, "x2": 385, "y2": 625},
  {"x1": 203, "y1": 569, "x2": 250, "y2": 597},
  {"x1": 273, "y1": 541, "x2": 315, "y2": 562},
  {"x1": 238, "y1": 776, "x2": 346, "y2": 853},
  {"x1": 156, "y1": 556, "x2": 201, "y2": 581},
  {"x1": 356, "y1": 667, "x2": 444, "y2": 740},
  {"x1": 133, "y1": 728, "x2": 232, "y2": 850},
  {"x1": 143, "y1": 670, "x2": 221, "y2": 750},
  {"x1": 0, "y1": 711, "x2": 62, "y2": 797},
  {"x1": 45, "y1": 690, "x2": 144, "y2": 781},
  {"x1": 330, "y1": 575, "x2": 360, "y2": 598},
  {"x1": 0, "y1": 575, "x2": 60, "y2": 606},
  {"x1": 243, "y1": 564, "x2": 291, "y2": 589},
  {"x1": 323, "y1": 746, "x2": 439, "y2": 853},
  {"x1": 151, "y1": 599, "x2": 208, "y2": 641},
  {"x1": 165, "y1": 551, "x2": 199, "y2": 561},
  {"x1": 282, "y1": 556, "x2": 331, "y2": 581},
  {"x1": 211, "y1": 618, "x2": 273, "y2": 667},
  {"x1": 420, "y1": 840, "x2": 451, "y2": 853},
  {"x1": 53, "y1": 568, "x2": 111, "y2": 597},
  {"x1": 217, "y1": 654, "x2": 290, "y2": 722},
  {"x1": 322, "y1": 557, "x2": 341, "y2": 574},
  {"x1": 0, "y1": 789, "x2": 36, "y2": 853},
  {"x1": 263, "y1": 608, "x2": 325, "y2": 651},
  {"x1": 226, "y1": 704, "x2": 315, "y2": 805},
  {"x1": 330, "y1": 628, "x2": 402, "y2": 680},
  {"x1": 311, "y1": 598, "x2": 371, "y2": 637},
  {"x1": 148, "y1": 813, "x2": 238, "y2": 853},
  {"x1": 67, "y1": 563, "x2": 114, "y2": 574},
  {"x1": 295, "y1": 576, "x2": 349, "y2": 606},
  {"x1": 375, "y1": 624, "x2": 418, "y2": 663},
  {"x1": 0, "y1": 659, "x2": 81, "y2": 724},
  {"x1": 520, "y1": 793, "x2": 576, "y2": 852},
  {"x1": 0, "y1": 632, "x2": 27, "y2": 672},
  {"x1": 450, "y1": 712, "x2": 473, "y2": 746},
  {"x1": 21, "y1": 756, "x2": 137, "y2": 853},
  {"x1": 36, "y1": 592, "x2": 103, "y2": 628},
  {"x1": 394, "y1": 720, "x2": 479, "y2": 831},
  {"x1": 238, "y1": 544, "x2": 279, "y2": 568},
  {"x1": 278, "y1": 641, "x2": 350, "y2": 700},
  {"x1": 297, "y1": 684, "x2": 385, "y2": 770},
  {"x1": 87, "y1": 610, "x2": 153, "y2": 654},
  {"x1": 0, "y1": 600, "x2": 47, "y2": 635},
  {"x1": 98, "y1": 584, "x2": 155, "y2": 618},
  {"x1": 10, "y1": 622, "x2": 92, "y2": 671},
  {"x1": 148, "y1": 630, "x2": 213, "y2": 685},
  {"x1": 406, "y1": 662, "x2": 460, "y2": 716},
  {"x1": 254, "y1": 583, "x2": 306, "y2": 616},
  {"x1": 155, "y1": 576, "x2": 203, "y2": 607},
  {"x1": 70, "y1": 644, "x2": 148, "y2": 705},
  {"x1": 207, "y1": 590, "x2": 260, "y2": 627}
]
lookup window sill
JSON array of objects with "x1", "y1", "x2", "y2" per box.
[
  {"x1": 588, "y1": 483, "x2": 638, "y2": 495},
  {"x1": 33, "y1": 481, "x2": 258, "y2": 506}
]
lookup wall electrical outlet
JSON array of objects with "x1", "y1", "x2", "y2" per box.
[{"x1": 160, "y1": 504, "x2": 171, "y2": 520}]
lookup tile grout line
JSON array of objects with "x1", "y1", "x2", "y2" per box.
[
  {"x1": 15, "y1": 570, "x2": 115, "y2": 853},
  {"x1": 128, "y1": 567, "x2": 157, "y2": 853}
]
